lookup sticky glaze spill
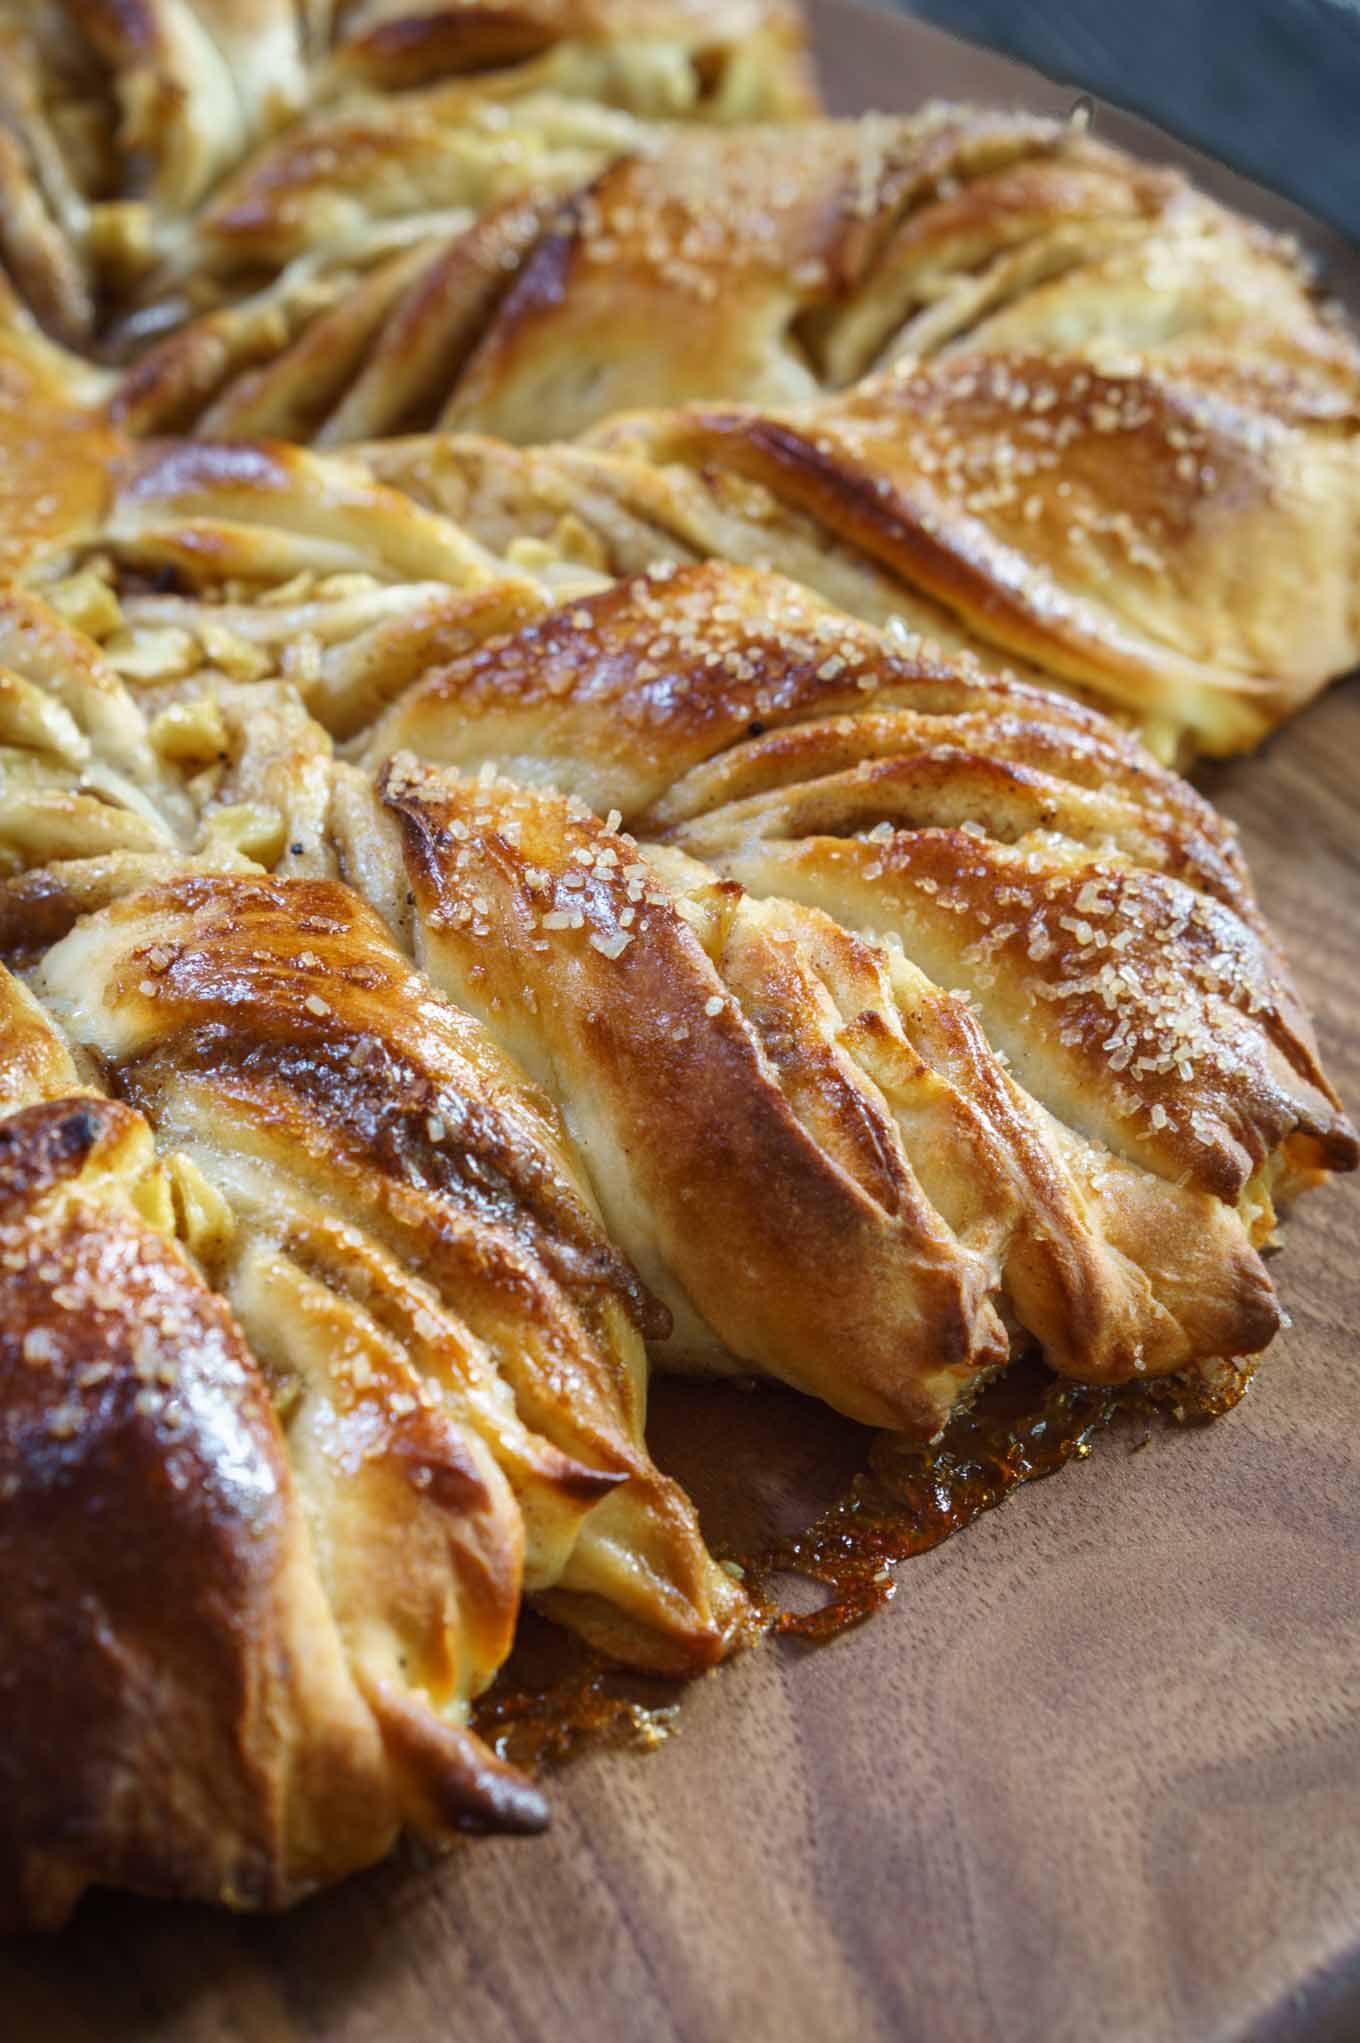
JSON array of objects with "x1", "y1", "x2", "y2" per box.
[{"x1": 474, "y1": 1356, "x2": 1255, "y2": 1770}]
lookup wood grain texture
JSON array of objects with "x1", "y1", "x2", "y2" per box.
[{"x1": 3, "y1": 9, "x2": 1358, "y2": 2038}]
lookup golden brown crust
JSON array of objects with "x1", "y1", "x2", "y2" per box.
[
  {"x1": 356, "y1": 329, "x2": 1360, "y2": 759},
  {"x1": 428, "y1": 113, "x2": 1105, "y2": 437},
  {"x1": 32, "y1": 868, "x2": 747, "y2": 1671},
  {"x1": 0, "y1": 0, "x2": 813, "y2": 410},
  {"x1": 0, "y1": 288, "x2": 116, "y2": 579},
  {"x1": 0, "y1": 534, "x2": 1352, "y2": 1921},
  {"x1": 592, "y1": 360, "x2": 1360, "y2": 755},
  {"x1": 363, "y1": 753, "x2": 1282, "y2": 1420},
  {"x1": 5, "y1": 86, "x2": 1356, "y2": 756},
  {"x1": 66, "y1": 0, "x2": 312, "y2": 211},
  {"x1": 364, "y1": 561, "x2": 1252, "y2": 898},
  {"x1": 0, "y1": 968, "x2": 83, "y2": 1105},
  {"x1": 367, "y1": 563, "x2": 1356, "y2": 1212},
  {"x1": 326, "y1": 0, "x2": 815, "y2": 99},
  {"x1": 0, "y1": 959, "x2": 571, "y2": 1932},
  {"x1": 0, "y1": 449, "x2": 562, "y2": 903},
  {"x1": 16, "y1": 0, "x2": 810, "y2": 274},
  {"x1": 378, "y1": 756, "x2": 1009, "y2": 1430},
  {"x1": 103, "y1": 435, "x2": 514, "y2": 588},
  {"x1": 0, "y1": 1091, "x2": 400, "y2": 1931},
  {"x1": 89, "y1": 102, "x2": 1354, "y2": 467},
  {"x1": 335, "y1": 111, "x2": 1355, "y2": 444},
  {"x1": 0, "y1": 18, "x2": 1356, "y2": 1931}
]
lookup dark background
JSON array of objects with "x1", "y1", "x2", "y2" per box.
[{"x1": 892, "y1": 0, "x2": 1360, "y2": 241}]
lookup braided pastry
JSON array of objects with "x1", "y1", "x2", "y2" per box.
[
  {"x1": 101, "y1": 106, "x2": 1356, "y2": 443},
  {"x1": 0, "y1": 1076, "x2": 433, "y2": 1931},
  {"x1": 0, "y1": 433, "x2": 593, "y2": 892},
  {"x1": 2, "y1": 544, "x2": 1354, "y2": 1924},
  {"x1": 4, "y1": 64, "x2": 1357, "y2": 756},
  {"x1": 0, "y1": 0, "x2": 811, "y2": 344},
  {"x1": 3, "y1": 853, "x2": 745, "y2": 1925},
  {"x1": 358, "y1": 561, "x2": 1352, "y2": 1192},
  {"x1": 0, "y1": 0, "x2": 813, "y2": 473},
  {"x1": 0, "y1": 0, "x2": 1356, "y2": 1934},
  {"x1": 359, "y1": 331, "x2": 1360, "y2": 760}
]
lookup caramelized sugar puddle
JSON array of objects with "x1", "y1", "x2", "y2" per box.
[{"x1": 475, "y1": 1357, "x2": 1254, "y2": 1774}]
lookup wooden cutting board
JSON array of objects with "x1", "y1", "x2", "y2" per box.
[{"x1": 5, "y1": 8, "x2": 1358, "y2": 2038}]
